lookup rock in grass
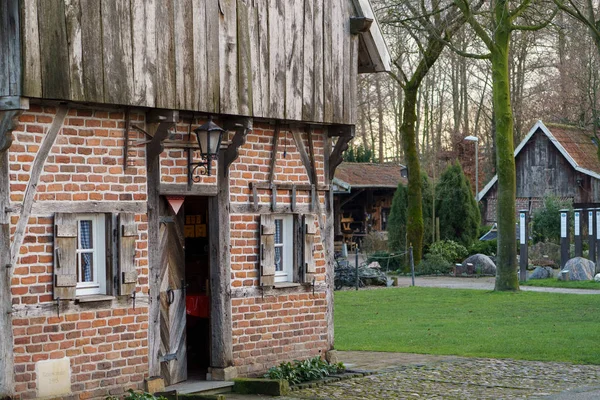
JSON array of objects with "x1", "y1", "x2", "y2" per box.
[
  {"x1": 595, "y1": 273, "x2": 600, "y2": 282},
  {"x1": 462, "y1": 254, "x2": 496, "y2": 275},
  {"x1": 529, "y1": 266, "x2": 554, "y2": 280},
  {"x1": 559, "y1": 257, "x2": 595, "y2": 281}
]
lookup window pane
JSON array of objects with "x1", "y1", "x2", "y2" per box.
[
  {"x1": 274, "y1": 219, "x2": 283, "y2": 244},
  {"x1": 79, "y1": 220, "x2": 93, "y2": 249},
  {"x1": 79, "y1": 252, "x2": 94, "y2": 282},
  {"x1": 275, "y1": 247, "x2": 283, "y2": 272}
]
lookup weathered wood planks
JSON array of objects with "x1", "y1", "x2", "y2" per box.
[{"x1": 17, "y1": 0, "x2": 361, "y2": 125}]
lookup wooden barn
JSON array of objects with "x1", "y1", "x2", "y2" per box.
[
  {"x1": 0, "y1": 0, "x2": 390, "y2": 398},
  {"x1": 479, "y1": 121, "x2": 600, "y2": 224},
  {"x1": 333, "y1": 162, "x2": 406, "y2": 246}
]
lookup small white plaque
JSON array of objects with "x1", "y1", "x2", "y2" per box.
[
  {"x1": 589, "y1": 212, "x2": 594, "y2": 237},
  {"x1": 36, "y1": 358, "x2": 71, "y2": 398},
  {"x1": 519, "y1": 213, "x2": 526, "y2": 245},
  {"x1": 575, "y1": 212, "x2": 580, "y2": 236},
  {"x1": 561, "y1": 213, "x2": 567, "y2": 238}
]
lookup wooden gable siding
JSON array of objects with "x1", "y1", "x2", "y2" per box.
[
  {"x1": 0, "y1": 1, "x2": 21, "y2": 97},
  {"x1": 17, "y1": 0, "x2": 357, "y2": 125},
  {"x1": 486, "y1": 130, "x2": 595, "y2": 204}
]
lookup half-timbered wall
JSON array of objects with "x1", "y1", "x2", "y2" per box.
[
  {"x1": 17, "y1": 0, "x2": 358, "y2": 125},
  {"x1": 8, "y1": 106, "x2": 151, "y2": 399}
]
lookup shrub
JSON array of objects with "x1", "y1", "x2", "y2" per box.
[
  {"x1": 387, "y1": 173, "x2": 434, "y2": 253},
  {"x1": 469, "y1": 239, "x2": 497, "y2": 256},
  {"x1": 361, "y1": 232, "x2": 388, "y2": 254},
  {"x1": 416, "y1": 253, "x2": 453, "y2": 275},
  {"x1": 265, "y1": 357, "x2": 345, "y2": 385},
  {"x1": 106, "y1": 389, "x2": 167, "y2": 400},
  {"x1": 435, "y1": 161, "x2": 480, "y2": 247},
  {"x1": 429, "y1": 240, "x2": 468, "y2": 263},
  {"x1": 532, "y1": 196, "x2": 573, "y2": 244}
]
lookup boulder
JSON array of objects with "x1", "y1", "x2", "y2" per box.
[
  {"x1": 462, "y1": 254, "x2": 497, "y2": 275},
  {"x1": 558, "y1": 257, "x2": 595, "y2": 281},
  {"x1": 595, "y1": 273, "x2": 600, "y2": 282},
  {"x1": 528, "y1": 266, "x2": 554, "y2": 280}
]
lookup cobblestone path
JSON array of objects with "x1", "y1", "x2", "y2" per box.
[{"x1": 282, "y1": 358, "x2": 600, "y2": 399}]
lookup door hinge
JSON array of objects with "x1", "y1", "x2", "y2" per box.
[{"x1": 159, "y1": 353, "x2": 177, "y2": 363}]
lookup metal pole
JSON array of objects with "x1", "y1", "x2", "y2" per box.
[
  {"x1": 475, "y1": 141, "x2": 479, "y2": 201},
  {"x1": 409, "y1": 245, "x2": 415, "y2": 287},
  {"x1": 355, "y1": 246, "x2": 359, "y2": 291}
]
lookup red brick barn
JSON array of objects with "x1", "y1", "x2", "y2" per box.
[{"x1": 0, "y1": 0, "x2": 390, "y2": 398}]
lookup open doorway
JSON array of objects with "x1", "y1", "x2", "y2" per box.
[{"x1": 183, "y1": 196, "x2": 211, "y2": 379}]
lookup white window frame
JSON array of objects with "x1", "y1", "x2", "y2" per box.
[
  {"x1": 75, "y1": 214, "x2": 106, "y2": 296},
  {"x1": 274, "y1": 215, "x2": 294, "y2": 283}
]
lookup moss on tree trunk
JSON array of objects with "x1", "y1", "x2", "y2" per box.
[
  {"x1": 400, "y1": 86, "x2": 424, "y2": 263},
  {"x1": 491, "y1": 4, "x2": 519, "y2": 291}
]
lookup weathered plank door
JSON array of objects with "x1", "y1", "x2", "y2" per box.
[{"x1": 159, "y1": 198, "x2": 187, "y2": 385}]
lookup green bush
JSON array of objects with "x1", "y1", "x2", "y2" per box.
[
  {"x1": 264, "y1": 357, "x2": 345, "y2": 385},
  {"x1": 469, "y1": 239, "x2": 497, "y2": 256},
  {"x1": 387, "y1": 173, "x2": 434, "y2": 253},
  {"x1": 416, "y1": 253, "x2": 453, "y2": 275},
  {"x1": 429, "y1": 240, "x2": 468, "y2": 263},
  {"x1": 532, "y1": 196, "x2": 573, "y2": 244},
  {"x1": 366, "y1": 251, "x2": 407, "y2": 273},
  {"x1": 435, "y1": 161, "x2": 480, "y2": 247}
]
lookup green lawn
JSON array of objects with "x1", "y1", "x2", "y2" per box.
[
  {"x1": 335, "y1": 287, "x2": 600, "y2": 364},
  {"x1": 520, "y1": 278, "x2": 600, "y2": 290}
]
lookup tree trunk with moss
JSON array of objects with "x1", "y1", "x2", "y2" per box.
[
  {"x1": 491, "y1": 2, "x2": 519, "y2": 291},
  {"x1": 400, "y1": 85, "x2": 424, "y2": 263}
]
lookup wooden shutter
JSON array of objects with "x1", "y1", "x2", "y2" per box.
[
  {"x1": 260, "y1": 214, "x2": 276, "y2": 286},
  {"x1": 118, "y1": 213, "x2": 138, "y2": 295},
  {"x1": 54, "y1": 213, "x2": 77, "y2": 300},
  {"x1": 303, "y1": 214, "x2": 317, "y2": 283}
]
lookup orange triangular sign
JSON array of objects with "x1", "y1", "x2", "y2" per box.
[{"x1": 166, "y1": 196, "x2": 185, "y2": 215}]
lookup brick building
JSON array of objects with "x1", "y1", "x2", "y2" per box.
[{"x1": 0, "y1": 0, "x2": 389, "y2": 398}]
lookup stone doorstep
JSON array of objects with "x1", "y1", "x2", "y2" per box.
[{"x1": 164, "y1": 380, "x2": 235, "y2": 395}]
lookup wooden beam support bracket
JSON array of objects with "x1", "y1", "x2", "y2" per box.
[
  {"x1": 223, "y1": 117, "x2": 252, "y2": 171},
  {"x1": 291, "y1": 127, "x2": 315, "y2": 185},
  {"x1": 328, "y1": 126, "x2": 355, "y2": 180}
]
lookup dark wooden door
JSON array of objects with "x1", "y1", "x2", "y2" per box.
[{"x1": 159, "y1": 198, "x2": 187, "y2": 386}]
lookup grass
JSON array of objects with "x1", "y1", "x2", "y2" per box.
[
  {"x1": 520, "y1": 278, "x2": 600, "y2": 290},
  {"x1": 335, "y1": 287, "x2": 600, "y2": 364}
]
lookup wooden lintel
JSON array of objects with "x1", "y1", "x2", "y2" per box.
[
  {"x1": 231, "y1": 203, "x2": 321, "y2": 215},
  {"x1": 8, "y1": 201, "x2": 148, "y2": 215},
  {"x1": 329, "y1": 130, "x2": 355, "y2": 180},
  {"x1": 147, "y1": 109, "x2": 179, "y2": 123},
  {"x1": 159, "y1": 184, "x2": 218, "y2": 197},
  {"x1": 250, "y1": 182, "x2": 329, "y2": 191},
  {"x1": 291, "y1": 127, "x2": 315, "y2": 185},
  {"x1": 0, "y1": 96, "x2": 29, "y2": 111},
  {"x1": 268, "y1": 122, "x2": 281, "y2": 184}
]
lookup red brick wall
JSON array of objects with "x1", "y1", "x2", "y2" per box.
[
  {"x1": 7, "y1": 108, "x2": 332, "y2": 397},
  {"x1": 228, "y1": 124, "x2": 330, "y2": 375},
  {"x1": 9, "y1": 106, "x2": 151, "y2": 399}
]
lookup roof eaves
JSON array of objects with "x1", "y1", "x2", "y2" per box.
[{"x1": 352, "y1": 0, "x2": 391, "y2": 73}]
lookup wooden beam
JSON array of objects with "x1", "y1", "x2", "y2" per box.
[
  {"x1": 208, "y1": 148, "x2": 233, "y2": 369},
  {"x1": 291, "y1": 127, "x2": 315, "y2": 185},
  {"x1": 231, "y1": 203, "x2": 317, "y2": 215},
  {"x1": 0, "y1": 96, "x2": 29, "y2": 111},
  {"x1": 340, "y1": 188, "x2": 365, "y2": 208},
  {"x1": 0, "y1": 0, "x2": 22, "y2": 98},
  {"x1": 250, "y1": 182, "x2": 329, "y2": 191},
  {"x1": 268, "y1": 123, "x2": 281, "y2": 184},
  {"x1": 9, "y1": 201, "x2": 148, "y2": 215},
  {"x1": 10, "y1": 106, "x2": 68, "y2": 266},
  {"x1": 0, "y1": 151, "x2": 13, "y2": 397},
  {"x1": 159, "y1": 184, "x2": 218, "y2": 197},
  {"x1": 306, "y1": 126, "x2": 318, "y2": 187}
]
